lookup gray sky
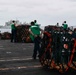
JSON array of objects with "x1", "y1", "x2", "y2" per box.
[{"x1": 0, "y1": 0, "x2": 76, "y2": 27}]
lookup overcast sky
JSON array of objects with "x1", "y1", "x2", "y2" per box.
[{"x1": 0, "y1": 0, "x2": 76, "y2": 27}]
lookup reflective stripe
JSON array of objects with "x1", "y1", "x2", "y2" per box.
[{"x1": 31, "y1": 26, "x2": 38, "y2": 28}]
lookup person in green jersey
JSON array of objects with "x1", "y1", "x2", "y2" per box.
[
  {"x1": 62, "y1": 21, "x2": 68, "y2": 31},
  {"x1": 11, "y1": 20, "x2": 17, "y2": 43},
  {"x1": 29, "y1": 21, "x2": 43, "y2": 59}
]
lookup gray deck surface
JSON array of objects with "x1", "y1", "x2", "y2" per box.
[{"x1": 0, "y1": 40, "x2": 76, "y2": 75}]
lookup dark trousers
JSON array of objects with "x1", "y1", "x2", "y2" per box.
[
  {"x1": 11, "y1": 29, "x2": 17, "y2": 42},
  {"x1": 33, "y1": 36, "x2": 41, "y2": 59}
]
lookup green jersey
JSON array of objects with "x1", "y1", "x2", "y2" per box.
[
  {"x1": 63, "y1": 23, "x2": 68, "y2": 29},
  {"x1": 29, "y1": 25, "x2": 40, "y2": 41},
  {"x1": 11, "y1": 23, "x2": 16, "y2": 30}
]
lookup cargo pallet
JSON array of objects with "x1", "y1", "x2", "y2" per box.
[
  {"x1": 39, "y1": 26, "x2": 76, "y2": 73},
  {"x1": 16, "y1": 24, "x2": 32, "y2": 43}
]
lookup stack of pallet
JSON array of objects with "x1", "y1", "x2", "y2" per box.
[
  {"x1": 39, "y1": 25, "x2": 76, "y2": 73},
  {"x1": 1, "y1": 32, "x2": 11, "y2": 40},
  {"x1": 16, "y1": 24, "x2": 32, "y2": 43},
  {"x1": 44, "y1": 25, "x2": 63, "y2": 32}
]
